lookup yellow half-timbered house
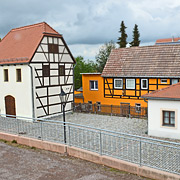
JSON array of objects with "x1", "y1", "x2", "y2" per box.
[{"x1": 75, "y1": 44, "x2": 180, "y2": 112}]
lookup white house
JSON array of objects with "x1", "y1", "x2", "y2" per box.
[
  {"x1": 0, "y1": 22, "x2": 75, "y2": 118},
  {"x1": 142, "y1": 83, "x2": 180, "y2": 140}
]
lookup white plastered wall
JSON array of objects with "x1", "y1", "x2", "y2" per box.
[
  {"x1": 0, "y1": 65, "x2": 33, "y2": 118},
  {"x1": 148, "y1": 99, "x2": 180, "y2": 139}
]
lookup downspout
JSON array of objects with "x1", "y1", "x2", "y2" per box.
[
  {"x1": 28, "y1": 64, "x2": 35, "y2": 120},
  {"x1": 73, "y1": 63, "x2": 77, "y2": 110},
  {"x1": 143, "y1": 98, "x2": 148, "y2": 134}
]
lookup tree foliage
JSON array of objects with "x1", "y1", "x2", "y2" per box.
[
  {"x1": 117, "y1": 21, "x2": 128, "y2": 48},
  {"x1": 74, "y1": 56, "x2": 96, "y2": 90},
  {"x1": 0, "y1": 38, "x2": 1, "y2": 42},
  {"x1": 95, "y1": 41, "x2": 116, "y2": 73},
  {"x1": 130, "y1": 24, "x2": 140, "y2": 47}
]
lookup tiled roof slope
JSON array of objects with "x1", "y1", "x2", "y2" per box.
[
  {"x1": 156, "y1": 37, "x2": 180, "y2": 44},
  {"x1": 0, "y1": 22, "x2": 61, "y2": 65},
  {"x1": 102, "y1": 45, "x2": 180, "y2": 77},
  {"x1": 142, "y1": 82, "x2": 180, "y2": 100}
]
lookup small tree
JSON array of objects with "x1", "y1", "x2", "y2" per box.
[
  {"x1": 130, "y1": 24, "x2": 140, "y2": 47},
  {"x1": 0, "y1": 38, "x2": 1, "y2": 42},
  {"x1": 96, "y1": 41, "x2": 116, "y2": 73},
  {"x1": 117, "y1": 21, "x2": 128, "y2": 48},
  {"x1": 74, "y1": 56, "x2": 96, "y2": 90}
]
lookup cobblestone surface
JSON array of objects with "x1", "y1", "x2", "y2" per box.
[
  {"x1": 0, "y1": 142, "x2": 150, "y2": 180},
  {"x1": 53, "y1": 112, "x2": 148, "y2": 136}
]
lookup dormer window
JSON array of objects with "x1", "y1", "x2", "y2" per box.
[{"x1": 48, "y1": 44, "x2": 59, "y2": 53}]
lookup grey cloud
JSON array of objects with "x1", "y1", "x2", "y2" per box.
[{"x1": 1, "y1": 0, "x2": 180, "y2": 46}]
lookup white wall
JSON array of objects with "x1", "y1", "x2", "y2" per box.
[
  {"x1": 0, "y1": 65, "x2": 33, "y2": 118},
  {"x1": 148, "y1": 99, "x2": 180, "y2": 139}
]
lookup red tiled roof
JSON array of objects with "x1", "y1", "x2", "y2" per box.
[
  {"x1": 0, "y1": 22, "x2": 61, "y2": 65},
  {"x1": 101, "y1": 45, "x2": 180, "y2": 77},
  {"x1": 142, "y1": 82, "x2": 180, "y2": 100},
  {"x1": 156, "y1": 37, "x2": 180, "y2": 44}
]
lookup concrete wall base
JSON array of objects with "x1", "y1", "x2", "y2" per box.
[{"x1": 0, "y1": 132, "x2": 179, "y2": 180}]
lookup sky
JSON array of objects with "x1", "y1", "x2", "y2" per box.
[{"x1": 1, "y1": 0, "x2": 180, "y2": 60}]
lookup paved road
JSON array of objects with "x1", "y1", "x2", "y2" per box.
[{"x1": 0, "y1": 142, "x2": 150, "y2": 180}]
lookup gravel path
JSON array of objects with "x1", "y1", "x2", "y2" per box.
[
  {"x1": 0, "y1": 142, "x2": 150, "y2": 180},
  {"x1": 54, "y1": 112, "x2": 148, "y2": 136}
]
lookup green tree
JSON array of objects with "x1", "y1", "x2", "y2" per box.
[
  {"x1": 95, "y1": 41, "x2": 116, "y2": 73},
  {"x1": 130, "y1": 24, "x2": 140, "y2": 47},
  {"x1": 0, "y1": 38, "x2": 1, "y2": 42},
  {"x1": 74, "y1": 56, "x2": 96, "y2": 90},
  {"x1": 117, "y1": 21, "x2": 128, "y2": 48}
]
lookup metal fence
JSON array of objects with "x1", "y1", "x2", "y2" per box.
[
  {"x1": 0, "y1": 114, "x2": 179, "y2": 175},
  {"x1": 73, "y1": 103, "x2": 148, "y2": 118}
]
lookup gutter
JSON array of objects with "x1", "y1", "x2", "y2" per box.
[
  {"x1": 73, "y1": 63, "x2": 77, "y2": 107},
  {"x1": 28, "y1": 64, "x2": 35, "y2": 120},
  {"x1": 141, "y1": 97, "x2": 180, "y2": 101}
]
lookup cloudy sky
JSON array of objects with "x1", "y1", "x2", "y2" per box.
[{"x1": 1, "y1": 0, "x2": 180, "y2": 60}]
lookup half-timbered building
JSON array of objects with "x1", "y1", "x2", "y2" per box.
[
  {"x1": 75, "y1": 45, "x2": 180, "y2": 111},
  {"x1": 0, "y1": 22, "x2": 75, "y2": 118}
]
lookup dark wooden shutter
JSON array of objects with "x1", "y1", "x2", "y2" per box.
[
  {"x1": 43, "y1": 65, "x2": 50, "y2": 77},
  {"x1": 48, "y1": 44, "x2": 59, "y2": 53},
  {"x1": 59, "y1": 65, "x2": 65, "y2": 76}
]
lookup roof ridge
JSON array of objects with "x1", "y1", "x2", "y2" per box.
[
  {"x1": 11, "y1": 22, "x2": 45, "y2": 32},
  {"x1": 113, "y1": 44, "x2": 180, "y2": 51}
]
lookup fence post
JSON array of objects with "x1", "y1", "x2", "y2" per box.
[
  {"x1": 111, "y1": 105, "x2": 112, "y2": 116},
  {"x1": 99, "y1": 131, "x2": 102, "y2": 155},
  {"x1": 40, "y1": 121, "x2": 43, "y2": 140},
  {"x1": 68, "y1": 125, "x2": 71, "y2": 146},
  {"x1": 139, "y1": 138, "x2": 142, "y2": 166},
  {"x1": 94, "y1": 104, "x2": 96, "y2": 114}
]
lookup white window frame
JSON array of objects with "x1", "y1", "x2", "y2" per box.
[
  {"x1": 126, "y1": 79, "x2": 135, "y2": 89},
  {"x1": 114, "y1": 78, "x2": 123, "y2": 89},
  {"x1": 141, "y1": 79, "x2": 148, "y2": 89},
  {"x1": 161, "y1": 79, "x2": 167, "y2": 84},
  {"x1": 90, "y1": 80, "x2": 98, "y2": 90}
]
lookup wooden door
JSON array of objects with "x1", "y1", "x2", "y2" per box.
[{"x1": 5, "y1": 95, "x2": 16, "y2": 117}]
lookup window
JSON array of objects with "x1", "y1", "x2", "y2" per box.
[
  {"x1": 135, "y1": 103, "x2": 141, "y2": 113},
  {"x1": 126, "y1": 79, "x2": 135, "y2": 89},
  {"x1": 161, "y1": 79, "x2": 167, "y2": 84},
  {"x1": 88, "y1": 101, "x2": 92, "y2": 110},
  {"x1": 59, "y1": 65, "x2": 65, "y2": 76},
  {"x1": 42, "y1": 65, "x2": 50, "y2": 77},
  {"x1": 48, "y1": 44, "x2": 59, "y2": 53},
  {"x1": 141, "y1": 79, "x2": 148, "y2": 89},
  {"x1": 114, "y1": 79, "x2": 123, "y2": 89},
  {"x1": 4, "y1": 69, "x2": 8, "y2": 82},
  {"x1": 90, "y1": 81, "x2": 98, "y2": 90},
  {"x1": 172, "y1": 79, "x2": 178, "y2": 85},
  {"x1": 16, "y1": 69, "x2": 22, "y2": 82},
  {"x1": 163, "y1": 111, "x2": 175, "y2": 127},
  {"x1": 97, "y1": 102, "x2": 101, "y2": 111}
]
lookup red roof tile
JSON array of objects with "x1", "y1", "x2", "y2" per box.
[
  {"x1": 156, "y1": 37, "x2": 180, "y2": 44},
  {"x1": 102, "y1": 45, "x2": 180, "y2": 77},
  {"x1": 0, "y1": 22, "x2": 61, "y2": 65},
  {"x1": 142, "y1": 82, "x2": 180, "y2": 100}
]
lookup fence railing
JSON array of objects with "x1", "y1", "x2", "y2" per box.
[
  {"x1": 73, "y1": 103, "x2": 148, "y2": 118},
  {"x1": 0, "y1": 113, "x2": 179, "y2": 175}
]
